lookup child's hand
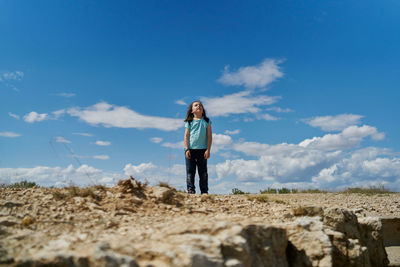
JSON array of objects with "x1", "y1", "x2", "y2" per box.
[
  {"x1": 204, "y1": 150, "x2": 210, "y2": 159},
  {"x1": 185, "y1": 150, "x2": 191, "y2": 159}
]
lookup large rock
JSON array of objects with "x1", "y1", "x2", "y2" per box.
[
  {"x1": 0, "y1": 186, "x2": 393, "y2": 267},
  {"x1": 286, "y1": 217, "x2": 333, "y2": 267}
]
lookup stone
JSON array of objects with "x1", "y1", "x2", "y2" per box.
[
  {"x1": 286, "y1": 217, "x2": 332, "y2": 267},
  {"x1": 21, "y1": 215, "x2": 34, "y2": 227}
]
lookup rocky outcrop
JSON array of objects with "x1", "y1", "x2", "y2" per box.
[{"x1": 0, "y1": 180, "x2": 397, "y2": 266}]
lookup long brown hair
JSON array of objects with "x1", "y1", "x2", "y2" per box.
[{"x1": 184, "y1": 101, "x2": 209, "y2": 123}]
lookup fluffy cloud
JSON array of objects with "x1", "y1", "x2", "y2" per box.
[
  {"x1": 67, "y1": 102, "x2": 183, "y2": 131},
  {"x1": 212, "y1": 133, "x2": 232, "y2": 152},
  {"x1": 162, "y1": 141, "x2": 183, "y2": 149},
  {"x1": 95, "y1": 140, "x2": 111, "y2": 146},
  {"x1": 223, "y1": 141, "x2": 342, "y2": 182},
  {"x1": 0, "y1": 164, "x2": 121, "y2": 187},
  {"x1": 299, "y1": 125, "x2": 385, "y2": 151},
  {"x1": 202, "y1": 91, "x2": 279, "y2": 117},
  {"x1": 218, "y1": 58, "x2": 283, "y2": 89},
  {"x1": 311, "y1": 148, "x2": 400, "y2": 189},
  {"x1": 212, "y1": 122, "x2": 398, "y2": 192},
  {"x1": 0, "y1": 131, "x2": 21, "y2": 138},
  {"x1": 124, "y1": 162, "x2": 157, "y2": 178},
  {"x1": 217, "y1": 139, "x2": 400, "y2": 191},
  {"x1": 23, "y1": 112, "x2": 49, "y2": 123},
  {"x1": 303, "y1": 114, "x2": 364, "y2": 131}
]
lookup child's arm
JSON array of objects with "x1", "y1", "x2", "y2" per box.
[
  {"x1": 204, "y1": 125, "x2": 212, "y2": 159},
  {"x1": 184, "y1": 127, "x2": 191, "y2": 159}
]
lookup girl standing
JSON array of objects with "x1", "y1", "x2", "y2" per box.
[{"x1": 184, "y1": 101, "x2": 212, "y2": 194}]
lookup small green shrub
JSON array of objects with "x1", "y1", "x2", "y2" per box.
[
  {"x1": 278, "y1": 187, "x2": 291, "y2": 194},
  {"x1": 1, "y1": 180, "x2": 38, "y2": 189},
  {"x1": 232, "y1": 188, "x2": 249, "y2": 195},
  {"x1": 300, "y1": 189, "x2": 328, "y2": 194},
  {"x1": 342, "y1": 185, "x2": 392, "y2": 195},
  {"x1": 260, "y1": 187, "x2": 277, "y2": 194}
]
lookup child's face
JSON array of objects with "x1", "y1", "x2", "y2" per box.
[{"x1": 191, "y1": 102, "x2": 203, "y2": 115}]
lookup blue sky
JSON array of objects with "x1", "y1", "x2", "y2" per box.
[{"x1": 1, "y1": 0, "x2": 400, "y2": 193}]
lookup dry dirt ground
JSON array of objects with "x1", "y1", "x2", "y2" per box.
[{"x1": 1, "y1": 179, "x2": 399, "y2": 266}]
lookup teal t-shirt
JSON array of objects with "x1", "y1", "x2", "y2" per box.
[{"x1": 185, "y1": 118, "x2": 211, "y2": 149}]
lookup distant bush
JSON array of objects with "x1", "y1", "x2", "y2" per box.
[
  {"x1": 278, "y1": 187, "x2": 291, "y2": 194},
  {"x1": 260, "y1": 187, "x2": 277, "y2": 194},
  {"x1": 232, "y1": 188, "x2": 249, "y2": 195},
  {"x1": 299, "y1": 189, "x2": 328, "y2": 194},
  {"x1": 1, "y1": 180, "x2": 38, "y2": 189},
  {"x1": 342, "y1": 185, "x2": 392, "y2": 195}
]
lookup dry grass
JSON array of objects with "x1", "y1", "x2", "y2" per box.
[
  {"x1": 51, "y1": 185, "x2": 104, "y2": 201},
  {"x1": 247, "y1": 194, "x2": 270, "y2": 203},
  {"x1": 341, "y1": 186, "x2": 393, "y2": 195}
]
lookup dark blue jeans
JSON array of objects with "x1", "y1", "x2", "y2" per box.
[{"x1": 186, "y1": 149, "x2": 208, "y2": 194}]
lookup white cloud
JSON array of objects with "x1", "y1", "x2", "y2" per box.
[
  {"x1": 212, "y1": 133, "x2": 232, "y2": 152},
  {"x1": 67, "y1": 102, "x2": 183, "y2": 131},
  {"x1": 0, "y1": 132, "x2": 21, "y2": 138},
  {"x1": 168, "y1": 164, "x2": 186, "y2": 176},
  {"x1": 95, "y1": 140, "x2": 111, "y2": 146},
  {"x1": 0, "y1": 71, "x2": 24, "y2": 81},
  {"x1": 73, "y1": 132, "x2": 93, "y2": 137},
  {"x1": 217, "y1": 139, "x2": 400, "y2": 191},
  {"x1": 311, "y1": 148, "x2": 400, "y2": 189},
  {"x1": 303, "y1": 114, "x2": 364, "y2": 131},
  {"x1": 218, "y1": 58, "x2": 283, "y2": 89},
  {"x1": 201, "y1": 91, "x2": 279, "y2": 117},
  {"x1": 150, "y1": 137, "x2": 163, "y2": 143},
  {"x1": 124, "y1": 162, "x2": 157, "y2": 178},
  {"x1": 55, "y1": 136, "x2": 71, "y2": 144},
  {"x1": 267, "y1": 107, "x2": 293, "y2": 113},
  {"x1": 8, "y1": 112, "x2": 20, "y2": 119},
  {"x1": 0, "y1": 164, "x2": 122, "y2": 187},
  {"x1": 93, "y1": 155, "x2": 110, "y2": 160},
  {"x1": 299, "y1": 125, "x2": 385, "y2": 151},
  {"x1": 175, "y1": 100, "x2": 187, "y2": 106},
  {"x1": 224, "y1": 129, "x2": 240, "y2": 135},
  {"x1": 23, "y1": 111, "x2": 49, "y2": 123},
  {"x1": 162, "y1": 141, "x2": 184, "y2": 149},
  {"x1": 256, "y1": 113, "x2": 279, "y2": 121},
  {"x1": 52, "y1": 109, "x2": 66, "y2": 119}
]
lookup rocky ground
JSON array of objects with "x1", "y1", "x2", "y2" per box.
[{"x1": 1, "y1": 178, "x2": 399, "y2": 266}]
